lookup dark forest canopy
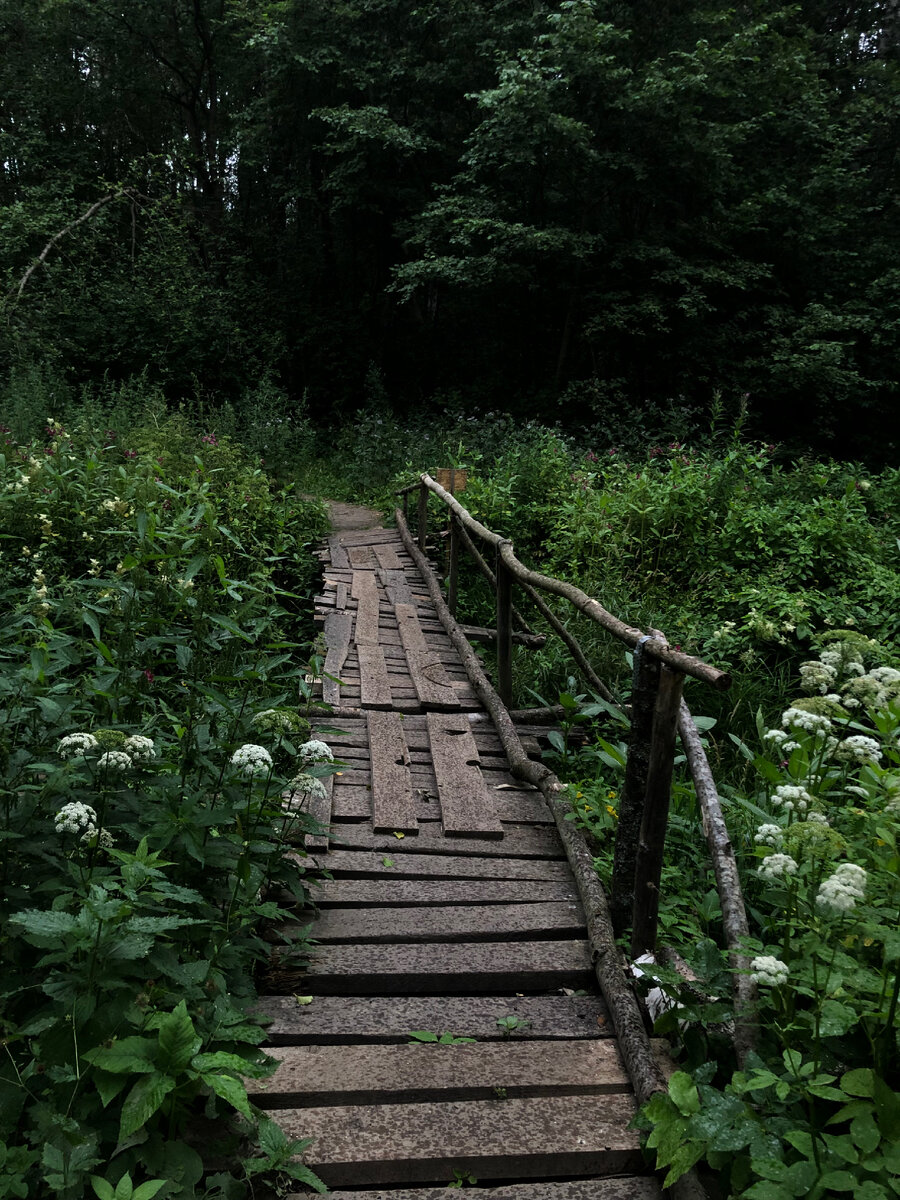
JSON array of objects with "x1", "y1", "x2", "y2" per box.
[{"x1": 1, "y1": 0, "x2": 899, "y2": 459}]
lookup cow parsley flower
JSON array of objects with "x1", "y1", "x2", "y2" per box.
[
  {"x1": 97, "y1": 750, "x2": 132, "y2": 772},
  {"x1": 123, "y1": 735, "x2": 155, "y2": 763},
  {"x1": 55, "y1": 802, "x2": 98, "y2": 835},
  {"x1": 750, "y1": 956, "x2": 790, "y2": 987},
  {"x1": 251, "y1": 708, "x2": 311, "y2": 738},
  {"x1": 81, "y1": 828, "x2": 115, "y2": 849},
  {"x1": 834, "y1": 736, "x2": 881, "y2": 766},
  {"x1": 799, "y1": 660, "x2": 837, "y2": 694},
  {"x1": 57, "y1": 732, "x2": 99, "y2": 760},
  {"x1": 284, "y1": 772, "x2": 328, "y2": 811},
  {"x1": 230, "y1": 743, "x2": 273, "y2": 777},
  {"x1": 297, "y1": 739, "x2": 334, "y2": 764},
  {"x1": 781, "y1": 707, "x2": 833, "y2": 737},
  {"x1": 817, "y1": 863, "x2": 867, "y2": 914},
  {"x1": 758, "y1": 852, "x2": 799, "y2": 882},
  {"x1": 772, "y1": 785, "x2": 814, "y2": 813},
  {"x1": 754, "y1": 824, "x2": 783, "y2": 848}
]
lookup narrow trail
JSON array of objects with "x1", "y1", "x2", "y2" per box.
[{"x1": 251, "y1": 516, "x2": 662, "y2": 1196}]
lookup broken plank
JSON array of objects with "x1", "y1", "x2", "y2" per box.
[
  {"x1": 367, "y1": 710, "x2": 417, "y2": 833},
  {"x1": 328, "y1": 537, "x2": 350, "y2": 569},
  {"x1": 347, "y1": 544, "x2": 377, "y2": 569},
  {"x1": 290, "y1": 901, "x2": 585, "y2": 944},
  {"x1": 358, "y1": 644, "x2": 392, "y2": 709},
  {"x1": 276, "y1": 1094, "x2": 642, "y2": 1187},
  {"x1": 255, "y1": 992, "x2": 611, "y2": 1045},
  {"x1": 318, "y1": 824, "x2": 563, "y2": 860},
  {"x1": 378, "y1": 568, "x2": 413, "y2": 604},
  {"x1": 373, "y1": 542, "x2": 405, "y2": 570},
  {"x1": 299, "y1": 938, "x2": 594, "y2": 995},
  {"x1": 250, "y1": 1040, "x2": 628, "y2": 1108},
  {"x1": 427, "y1": 711, "x2": 502, "y2": 837},
  {"x1": 322, "y1": 613, "x2": 352, "y2": 707},
  {"x1": 395, "y1": 602, "x2": 460, "y2": 709}
]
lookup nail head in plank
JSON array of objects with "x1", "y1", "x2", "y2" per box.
[
  {"x1": 299, "y1": 938, "x2": 593, "y2": 994},
  {"x1": 250, "y1": 1040, "x2": 629, "y2": 1107},
  {"x1": 274, "y1": 1094, "x2": 643, "y2": 1186},
  {"x1": 255, "y1": 992, "x2": 611, "y2": 1045},
  {"x1": 367, "y1": 711, "x2": 418, "y2": 833}
]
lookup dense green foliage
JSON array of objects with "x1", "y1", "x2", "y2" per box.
[
  {"x1": 2, "y1": 0, "x2": 899, "y2": 458},
  {"x1": 0, "y1": 413, "x2": 331, "y2": 1197}
]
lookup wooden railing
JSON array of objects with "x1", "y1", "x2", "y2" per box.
[{"x1": 398, "y1": 472, "x2": 756, "y2": 1062}]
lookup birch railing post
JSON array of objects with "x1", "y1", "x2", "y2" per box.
[
  {"x1": 610, "y1": 635, "x2": 662, "y2": 939},
  {"x1": 417, "y1": 483, "x2": 428, "y2": 554},
  {"x1": 447, "y1": 512, "x2": 460, "y2": 617},
  {"x1": 496, "y1": 541, "x2": 514, "y2": 708},
  {"x1": 631, "y1": 665, "x2": 685, "y2": 956}
]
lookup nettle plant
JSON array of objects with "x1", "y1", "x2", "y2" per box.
[
  {"x1": 0, "y1": 419, "x2": 333, "y2": 1197},
  {"x1": 641, "y1": 633, "x2": 900, "y2": 1198}
]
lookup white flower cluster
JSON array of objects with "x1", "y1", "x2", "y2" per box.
[
  {"x1": 781, "y1": 707, "x2": 833, "y2": 737},
  {"x1": 58, "y1": 733, "x2": 99, "y2": 760},
  {"x1": 758, "y1": 852, "x2": 799, "y2": 882},
  {"x1": 55, "y1": 802, "x2": 98, "y2": 835},
  {"x1": 772, "y1": 785, "x2": 814, "y2": 813},
  {"x1": 230, "y1": 743, "x2": 273, "y2": 777},
  {"x1": 81, "y1": 828, "x2": 115, "y2": 849},
  {"x1": 817, "y1": 863, "x2": 867, "y2": 914},
  {"x1": 123, "y1": 735, "x2": 155, "y2": 763},
  {"x1": 799, "y1": 659, "x2": 837, "y2": 695},
  {"x1": 97, "y1": 750, "x2": 132, "y2": 772},
  {"x1": 754, "y1": 824, "x2": 783, "y2": 848},
  {"x1": 298, "y1": 740, "x2": 334, "y2": 764},
  {"x1": 284, "y1": 772, "x2": 328, "y2": 811},
  {"x1": 750, "y1": 955, "x2": 790, "y2": 987},
  {"x1": 805, "y1": 812, "x2": 829, "y2": 826},
  {"x1": 834, "y1": 736, "x2": 881, "y2": 766}
]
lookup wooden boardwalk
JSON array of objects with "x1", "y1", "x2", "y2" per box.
[{"x1": 252, "y1": 524, "x2": 662, "y2": 1197}]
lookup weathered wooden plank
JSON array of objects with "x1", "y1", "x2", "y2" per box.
[
  {"x1": 290, "y1": 901, "x2": 585, "y2": 944},
  {"x1": 276, "y1": 1094, "x2": 643, "y2": 1186},
  {"x1": 308, "y1": 877, "x2": 579, "y2": 907},
  {"x1": 352, "y1": 571, "x2": 381, "y2": 645},
  {"x1": 322, "y1": 613, "x2": 352, "y2": 707},
  {"x1": 312, "y1": 1179, "x2": 662, "y2": 1200},
  {"x1": 378, "y1": 568, "x2": 413, "y2": 605},
  {"x1": 255, "y1": 992, "x2": 611, "y2": 1045},
  {"x1": 250, "y1": 1040, "x2": 628, "y2": 1107},
  {"x1": 331, "y1": 785, "x2": 551, "y2": 825},
  {"x1": 396, "y1": 603, "x2": 461, "y2": 709},
  {"x1": 337, "y1": 528, "x2": 401, "y2": 547},
  {"x1": 318, "y1": 824, "x2": 563, "y2": 860},
  {"x1": 367, "y1": 711, "x2": 417, "y2": 833},
  {"x1": 300, "y1": 850, "x2": 574, "y2": 882},
  {"x1": 328, "y1": 537, "x2": 350, "y2": 569},
  {"x1": 298, "y1": 939, "x2": 593, "y2": 994},
  {"x1": 427, "y1": 711, "x2": 502, "y2": 837},
  {"x1": 373, "y1": 543, "x2": 405, "y2": 570},
  {"x1": 358, "y1": 644, "x2": 392, "y2": 709},
  {"x1": 348, "y1": 544, "x2": 377, "y2": 569}
]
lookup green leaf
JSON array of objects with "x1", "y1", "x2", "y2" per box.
[
  {"x1": 842, "y1": 1068, "x2": 875, "y2": 1098},
  {"x1": 157, "y1": 1001, "x2": 200, "y2": 1074},
  {"x1": 93, "y1": 1068, "x2": 130, "y2": 1108},
  {"x1": 90, "y1": 1179, "x2": 116, "y2": 1200},
  {"x1": 851, "y1": 1112, "x2": 882, "y2": 1156},
  {"x1": 84, "y1": 1037, "x2": 158, "y2": 1074},
  {"x1": 114, "y1": 1173, "x2": 135, "y2": 1200},
  {"x1": 668, "y1": 1072, "x2": 700, "y2": 1116},
  {"x1": 817, "y1": 1171, "x2": 860, "y2": 1192},
  {"x1": 744, "y1": 1184, "x2": 793, "y2": 1200},
  {"x1": 131, "y1": 1182, "x2": 166, "y2": 1200},
  {"x1": 202, "y1": 1072, "x2": 253, "y2": 1120},
  {"x1": 661, "y1": 1140, "x2": 705, "y2": 1188},
  {"x1": 119, "y1": 1073, "x2": 176, "y2": 1141},
  {"x1": 10, "y1": 909, "x2": 78, "y2": 947}
]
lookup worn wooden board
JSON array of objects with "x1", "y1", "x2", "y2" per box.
[
  {"x1": 255, "y1": 992, "x2": 612, "y2": 1045},
  {"x1": 276, "y1": 1094, "x2": 643, "y2": 1186},
  {"x1": 426, "y1": 711, "x2": 503, "y2": 837},
  {"x1": 373, "y1": 543, "x2": 405, "y2": 570},
  {"x1": 300, "y1": 849, "x2": 573, "y2": 882},
  {"x1": 337, "y1": 529, "x2": 402, "y2": 547},
  {"x1": 319, "y1": 824, "x2": 564, "y2": 860},
  {"x1": 395, "y1": 603, "x2": 461, "y2": 710},
  {"x1": 352, "y1": 571, "x2": 382, "y2": 646},
  {"x1": 347, "y1": 544, "x2": 377, "y2": 569},
  {"x1": 250, "y1": 1040, "x2": 628, "y2": 1107},
  {"x1": 307, "y1": 877, "x2": 580, "y2": 907},
  {"x1": 328, "y1": 537, "x2": 350, "y2": 569},
  {"x1": 367, "y1": 710, "x2": 417, "y2": 833},
  {"x1": 298, "y1": 939, "x2": 593, "y2": 994},
  {"x1": 290, "y1": 901, "x2": 585, "y2": 944},
  {"x1": 358, "y1": 644, "x2": 392, "y2": 709},
  {"x1": 312, "y1": 1181, "x2": 661, "y2": 1200},
  {"x1": 322, "y1": 613, "x2": 352, "y2": 707},
  {"x1": 331, "y1": 786, "x2": 551, "y2": 825},
  {"x1": 378, "y1": 568, "x2": 413, "y2": 604}
]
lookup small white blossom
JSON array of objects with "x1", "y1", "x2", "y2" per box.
[
  {"x1": 817, "y1": 863, "x2": 867, "y2": 914},
  {"x1": 799, "y1": 660, "x2": 837, "y2": 694},
  {"x1": 57, "y1": 732, "x2": 99, "y2": 760},
  {"x1": 284, "y1": 772, "x2": 328, "y2": 811},
  {"x1": 97, "y1": 750, "x2": 132, "y2": 772},
  {"x1": 781, "y1": 707, "x2": 833, "y2": 737},
  {"x1": 230, "y1": 743, "x2": 273, "y2": 777},
  {"x1": 805, "y1": 812, "x2": 829, "y2": 826},
  {"x1": 81, "y1": 828, "x2": 115, "y2": 849},
  {"x1": 772, "y1": 785, "x2": 814, "y2": 813},
  {"x1": 123, "y1": 735, "x2": 155, "y2": 763},
  {"x1": 750, "y1": 955, "x2": 790, "y2": 986},
  {"x1": 758, "y1": 852, "x2": 799, "y2": 882},
  {"x1": 55, "y1": 802, "x2": 98, "y2": 835},
  {"x1": 297, "y1": 740, "x2": 334, "y2": 764},
  {"x1": 834, "y1": 736, "x2": 881, "y2": 766},
  {"x1": 754, "y1": 824, "x2": 783, "y2": 848},
  {"x1": 764, "y1": 729, "x2": 789, "y2": 746}
]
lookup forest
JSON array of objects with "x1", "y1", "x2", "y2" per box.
[{"x1": 2, "y1": 2, "x2": 900, "y2": 1198}]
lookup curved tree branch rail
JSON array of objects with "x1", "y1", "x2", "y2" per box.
[{"x1": 401, "y1": 472, "x2": 757, "y2": 1059}]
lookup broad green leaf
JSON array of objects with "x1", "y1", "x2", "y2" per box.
[
  {"x1": 661, "y1": 1140, "x2": 705, "y2": 1188},
  {"x1": 842, "y1": 1068, "x2": 875, "y2": 1098},
  {"x1": 84, "y1": 1037, "x2": 158, "y2": 1074},
  {"x1": 10, "y1": 910, "x2": 79, "y2": 947},
  {"x1": 203, "y1": 1072, "x2": 253, "y2": 1120},
  {"x1": 132, "y1": 1182, "x2": 166, "y2": 1200},
  {"x1": 817, "y1": 1171, "x2": 860, "y2": 1192},
  {"x1": 90, "y1": 1179, "x2": 116, "y2": 1200},
  {"x1": 93, "y1": 1068, "x2": 130, "y2": 1108},
  {"x1": 157, "y1": 1001, "x2": 200, "y2": 1074},
  {"x1": 851, "y1": 1112, "x2": 881, "y2": 1155},
  {"x1": 743, "y1": 1184, "x2": 793, "y2": 1200},
  {"x1": 119, "y1": 1072, "x2": 176, "y2": 1140},
  {"x1": 668, "y1": 1071, "x2": 700, "y2": 1116}
]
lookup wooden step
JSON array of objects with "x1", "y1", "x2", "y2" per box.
[
  {"x1": 275, "y1": 1094, "x2": 643, "y2": 1187},
  {"x1": 314, "y1": 824, "x2": 564, "y2": 860},
  {"x1": 293, "y1": 901, "x2": 585, "y2": 944},
  {"x1": 297, "y1": 938, "x2": 593, "y2": 994},
  {"x1": 308, "y1": 878, "x2": 580, "y2": 907},
  {"x1": 352, "y1": 571, "x2": 381, "y2": 645},
  {"x1": 255, "y1": 993, "x2": 611, "y2": 1045},
  {"x1": 311, "y1": 1179, "x2": 662, "y2": 1200},
  {"x1": 249, "y1": 1040, "x2": 629, "y2": 1108},
  {"x1": 302, "y1": 850, "x2": 573, "y2": 881},
  {"x1": 358, "y1": 644, "x2": 392, "y2": 708},
  {"x1": 367, "y1": 711, "x2": 417, "y2": 833},
  {"x1": 427, "y1": 711, "x2": 503, "y2": 837}
]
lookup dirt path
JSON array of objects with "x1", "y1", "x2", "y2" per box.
[{"x1": 324, "y1": 499, "x2": 383, "y2": 532}]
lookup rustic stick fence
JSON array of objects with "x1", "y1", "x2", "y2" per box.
[{"x1": 398, "y1": 472, "x2": 757, "y2": 1058}]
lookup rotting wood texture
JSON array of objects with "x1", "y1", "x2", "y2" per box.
[{"x1": 367, "y1": 710, "x2": 418, "y2": 833}]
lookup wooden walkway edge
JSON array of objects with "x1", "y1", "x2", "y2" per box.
[{"x1": 255, "y1": 522, "x2": 663, "y2": 1195}]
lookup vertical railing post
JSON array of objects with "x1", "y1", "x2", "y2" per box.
[
  {"x1": 631, "y1": 665, "x2": 685, "y2": 956},
  {"x1": 610, "y1": 634, "x2": 662, "y2": 939},
  {"x1": 417, "y1": 482, "x2": 428, "y2": 555},
  {"x1": 402, "y1": 488, "x2": 409, "y2": 524},
  {"x1": 447, "y1": 512, "x2": 460, "y2": 618},
  {"x1": 496, "y1": 541, "x2": 513, "y2": 707}
]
